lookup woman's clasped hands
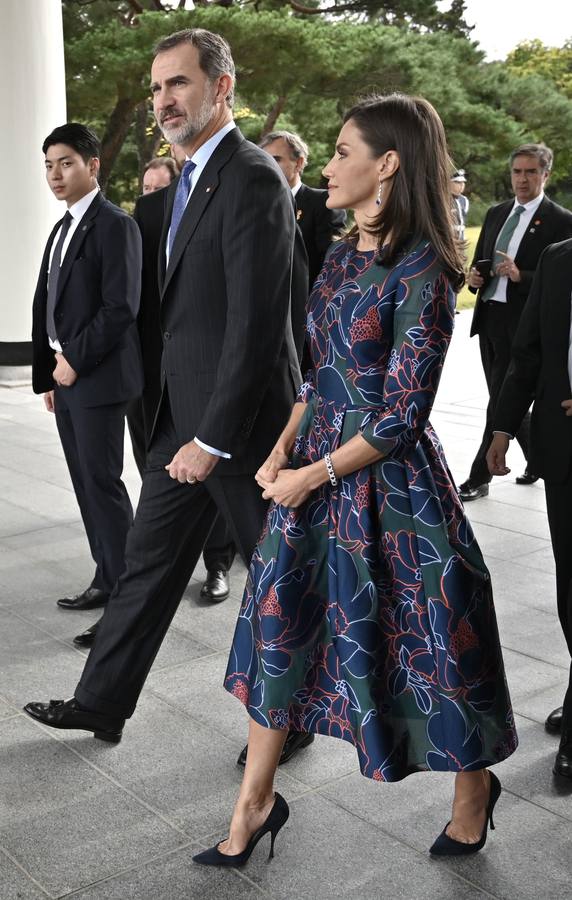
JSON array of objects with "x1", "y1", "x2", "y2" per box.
[{"x1": 255, "y1": 446, "x2": 314, "y2": 509}]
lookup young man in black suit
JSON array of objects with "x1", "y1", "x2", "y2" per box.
[
  {"x1": 487, "y1": 239, "x2": 572, "y2": 779},
  {"x1": 458, "y1": 143, "x2": 572, "y2": 502},
  {"x1": 25, "y1": 29, "x2": 311, "y2": 767},
  {"x1": 31, "y1": 123, "x2": 143, "y2": 614}
]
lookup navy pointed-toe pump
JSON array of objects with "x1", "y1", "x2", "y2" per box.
[
  {"x1": 193, "y1": 792, "x2": 289, "y2": 868},
  {"x1": 430, "y1": 771, "x2": 501, "y2": 857}
]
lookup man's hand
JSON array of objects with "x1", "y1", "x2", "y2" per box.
[
  {"x1": 486, "y1": 433, "x2": 511, "y2": 476},
  {"x1": 44, "y1": 390, "x2": 55, "y2": 413},
  {"x1": 256, "y1": 468, "x2": 312, "y2": 508},
  {"x1": 561, "y1": 399, "x2": 572, "y2": 416},
  {"x1": 468, "y1": 267, "x2": 485, "y2": 289},
  {"x1": 255, "y1": 446, "x2": 290, "y2": 485},
  {"x1": 165, "y1": 440, "x2": 219, "y2": 484},
  {"x1": 53, "y1": 352, "x2": 78, "y2": 387},
  {"x1": 495, "y1": 251, "x2": 521, "y2": 283}
]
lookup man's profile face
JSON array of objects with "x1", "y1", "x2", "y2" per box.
[
  {"x1": 151, "y1": 44, "x2": 217, "y2": 147},
  {"x1": 45, "y1": 143, "x2": 98, "y2": 206},
  {"x1": 510, "y1": 154, "x2": 548, "y2": 204},
  {"x1": 143, "y1": 165, "x2": 174, "y2": 194},
  {"x1": 262, "y1": 138, "x2": 303, "y2": 188}
]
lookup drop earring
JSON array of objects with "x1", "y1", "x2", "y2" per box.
[{"x1": 375, "y1": 180, "x2": 383, "y2": 207}]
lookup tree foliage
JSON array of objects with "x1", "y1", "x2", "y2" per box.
[{"x1": 61, "y1": 1, "x2": 572, "y2": 214}]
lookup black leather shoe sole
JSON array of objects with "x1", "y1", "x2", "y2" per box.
[
  {"x1": 459, "y1": 484, "x2": 489, "y2": 502},
  {"x1": 23, "y1": 701, "x2": 123, "y2": 743},
  {"x1": 546, "y1": 707, "x2": 563, "y2": 735},
  {"x1": 57, "y1": 590, "x2": 109, "y2": 611},
  {"x1": 279, "y1": 732, "x2": 314, "y2": 764},
  {"x1": 553, "y1": 757, "x2": 572, "y2": 779},
  {"x1": 515, "y1": 473, "x2": 540, "y2": 485},
  {"x1": 237, "y1": 732, "x2": 315, "y2": 767}
]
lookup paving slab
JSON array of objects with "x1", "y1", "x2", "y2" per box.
[{"x1": 1, "y1": 310, "x2": 572, "y2": 899}]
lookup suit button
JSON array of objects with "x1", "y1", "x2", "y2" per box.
[{"x1": 163, "y1": 331, "x2": 171, "y2": 340}]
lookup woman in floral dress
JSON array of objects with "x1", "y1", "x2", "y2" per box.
[{"x1": 194, "y1": 93, "x2": 517, "y2": 868}]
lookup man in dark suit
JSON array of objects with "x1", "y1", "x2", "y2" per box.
[
  {"x1": 31, "y1": 123, "x2": 143, "y2": 613},
  {"x1": 487, "y1": 239, "x2": 572, "y2": 779},
  {"x1": 259, "y1": 130, "x2": 346, "y2": 289},
  {"x1": 25, "y1": 28, "x2": 312, "y2": 767},
  {"x1": 458, "y1": 143, "x2": 572, "y2": 502},
  {"x1": 74, "y1": 173, "x2": 240, "y2": 648}
]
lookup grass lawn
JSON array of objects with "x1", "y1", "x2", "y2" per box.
[{"x1": 456, "y1": 226, "x2": 480, "y2": 310}]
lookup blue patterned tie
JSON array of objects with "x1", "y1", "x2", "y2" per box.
[
  {"x1": 168, "y1": 159, "x2": 196, "y2": 258},
  {"x1": 481, "y1": 204, "x2": 526, "y2": 302}
]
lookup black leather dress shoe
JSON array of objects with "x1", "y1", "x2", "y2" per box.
[
  {"x1": 200, "y1": 569, "x2": 230, "y2": 602},
  {"x1": 237, "y1": 730, "x2": 315, "y2": 767},
  {"x1": 73, "y1": 619, "x2": 100, "y2": 648},
  {"x1": 553, "y1": 731, "x2": 572, "y2": 778},
  {"x1": 23, "y1": 698, "x2": 124, "y2": 743},
  {"x1": 458, "y1": 480, "x2": 489, "y2": 502},
  {"x1": 57, "y1": 587, "x2": 109, "y2": 611},
  {"x1": 515, "y1": 470, "x2": 540, "y2": 485},
  {"x1": 546, "y1": 706, "x2": 564, "y2": 735}
]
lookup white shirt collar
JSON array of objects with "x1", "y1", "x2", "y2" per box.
[
  {"x1": 68, "y1": 186, "x2": 100, "y2": 221},
  {"x1": 188, "y1": 120, "x2": 236, "y2": 171},
  {"x1": 291, "y1": 179, "x2": 303, "y2": 198},
  {"x1": 512, "y1": 191, "x2": 544, "y2": 214}
]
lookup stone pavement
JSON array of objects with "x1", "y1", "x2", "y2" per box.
[{"x1": 1, "y1": 309, "x2": 571, "y2": 900}]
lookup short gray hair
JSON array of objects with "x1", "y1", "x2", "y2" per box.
[
  {"x1": 153, "y1": 28, "x2": 235, "y2": 109},
  {"x1": 510, "y1": 143, "x2": 553, "y2": 173},
  {"x1": 259, "y1": 130, "x2": 309, "y2": 166}
]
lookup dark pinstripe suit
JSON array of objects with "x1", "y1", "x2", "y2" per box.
[{"x1": 74, "y1": 128, "x2": 301, "y2": 718}]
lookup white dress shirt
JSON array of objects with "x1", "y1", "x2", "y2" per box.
[
  {"x1": 165, "y1": 121, "x2": 236, "y2": 459},
  {"x1": 291, "y1": 179, "x2": 302, "y2": 198},
  {"x1": 490, "y1": 192, "x2": 544, "y2": 303},
  {"x1": 48, "y1": 186, "x2": 100, "y2": 351}
]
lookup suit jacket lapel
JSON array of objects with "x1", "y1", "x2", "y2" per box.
[
  {"x1": 56, "y1": 192, "x2": 103, "y2": 302},
  {"x1": 160, "y1": 128, "x2": 244, "y2": 299},
  {"x1": 514, "y1": 196, "x2": 550, "y2": 263}
]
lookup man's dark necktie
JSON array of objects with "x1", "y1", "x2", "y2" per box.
[
  {"x1": 46, "y1": 210, "x2": 73, "y2": 341},
  {"x1": 167, "y1": 159, "x2": 196, "y2": 259},
  {"x1": 481, "y1": 204, "x2": 526, "y2": 302}
]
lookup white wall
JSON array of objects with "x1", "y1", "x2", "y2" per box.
[{"x1": 0, "y1": 0, "x2": 66, "y2": 344}]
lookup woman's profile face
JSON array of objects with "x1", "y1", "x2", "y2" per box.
[{"x1": 322, "y1": 119, "x2": 381, "y2": 213}]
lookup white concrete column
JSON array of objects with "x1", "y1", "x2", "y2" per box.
[{"x1": 0, "y1": 0, "x2": 66, "y2": 362}]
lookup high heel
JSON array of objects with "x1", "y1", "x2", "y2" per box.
[
  {"x1": 192, "y1": 792, "x2": 289, "y2": 868},
  {"x1": 429, "y1": 771, "x2": 501, "y2": 857}
]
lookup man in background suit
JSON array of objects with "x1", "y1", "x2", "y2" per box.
[
  {"x1": 259, "y1": 130, "x2": 346, "y2": 289},
  {"x1": 487, "y1": 239, "x2": 572, "y2": 779},
  {"x1": 459, "y1": 143, "x2": 572, "y2": 502},
  {"x1": 25, "y1": 28, "x2": 312, "y2": 767},
  {"x1": 142, "y1": 156, "x2": 178, "y2": 194},
  {"x1": 31, "y1": 123, "x2": 143, "y2": 614}
]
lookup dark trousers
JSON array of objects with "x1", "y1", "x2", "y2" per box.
[
  {"x1": 469, "y1": 302, "x2": 531, "y2": 485},
  {"x1": 74, "y1": 399, "x2": 267, "y2": 718},
  {"x1": 545, "y1": 478, "x2": 572, "y2": 727},
  {"x1": 127, "y1": 395, "x2": 235, "y2": 573},
  {"x1": 54, "y1": 387, "x2": 132, "y2": 595}
]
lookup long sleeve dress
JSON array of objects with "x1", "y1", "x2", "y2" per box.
[{"x1": 225, "y1": 239, "x2": 518, "y2": 782}]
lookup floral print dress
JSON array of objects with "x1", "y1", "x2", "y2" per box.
[{"x1": 225, "y1": 240, "x2": 517, "y2": 782}]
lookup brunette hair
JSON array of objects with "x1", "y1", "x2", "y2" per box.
[
  {"x1": 144, "y1": 156, "x2": 178, "y2": 180},
  {"x1": 343, "y1": 93, "x2": 465, "y2": 288}
]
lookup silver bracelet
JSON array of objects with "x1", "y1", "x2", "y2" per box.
[{"x1": 324, "y1": 452, "x2": 338, "y2": 487}]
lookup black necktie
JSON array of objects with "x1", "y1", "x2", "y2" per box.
[{"x1": 46, "y1": 211, "x2": 73, "y2": 341}]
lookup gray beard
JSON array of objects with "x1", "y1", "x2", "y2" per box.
[{"x1": 158, "y1": 91, "x2": 215, "y2": 145}]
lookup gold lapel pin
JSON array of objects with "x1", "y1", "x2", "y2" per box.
[{"x1": 296, "y1": 209, "x2": 303, "y2": 220}]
